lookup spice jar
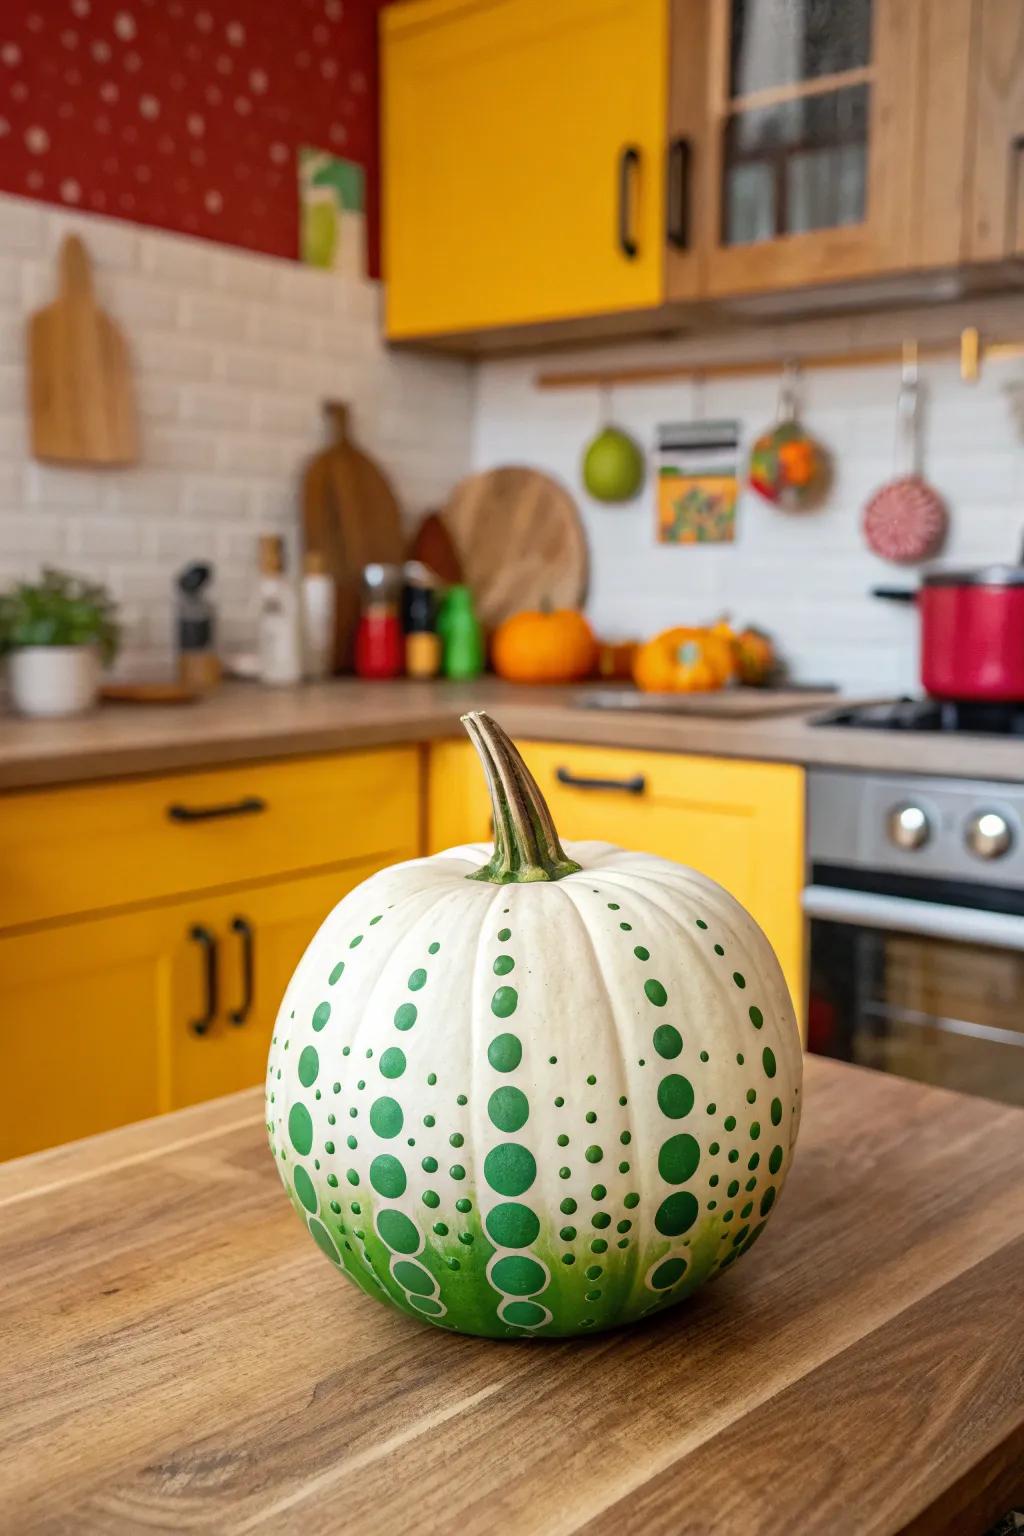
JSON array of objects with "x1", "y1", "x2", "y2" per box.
[{"x1": 402, "y1": 565, "x2": 441, "y2": 680}]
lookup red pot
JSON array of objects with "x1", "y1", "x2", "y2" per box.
[{"x1": 875, "y1": 564, "x2": 1024, "y2": 701}]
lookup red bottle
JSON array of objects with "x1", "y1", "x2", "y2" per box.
[{"x1": 354, "y1": 563, "x2": 403, "y2": 680}]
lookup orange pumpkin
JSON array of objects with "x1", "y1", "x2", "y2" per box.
[
  {"x1": 735, "y1": 626, "x2": 778, "y2": 686},
  {"x1": 492, "y1": 607, "x2": 598, "y2": 683},
  {"x1": 633, "y1": 626, "x2": 738, "y2": 693}
]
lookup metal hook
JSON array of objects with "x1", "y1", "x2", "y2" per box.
[
  {"x1": 896, "y1": 341, "x2": 921, "y2": 473},
  {"x1": 599, "y1": 383, "x2": 613, "y2": 428},
  {"x1": 777, "y1": 358, "x2": 801, "y2": 424},
  {"x1": 901, "y1": 339, "x2": 919, "y2": 387}
]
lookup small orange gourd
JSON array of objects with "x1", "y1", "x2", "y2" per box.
[
  {"x1": 492, "y1": 607, "x2": 597, "y2": 684},
  {"x1": 633, "y1": 626, "x2": 738, "y2": 693}
]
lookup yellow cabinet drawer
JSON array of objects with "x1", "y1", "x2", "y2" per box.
[
  {"x1": 428, "y1": 738, "x2": 805, "y2": 1008},
  {"x1": 0, "y1": 747, "x2": 420, "y2": 932}
]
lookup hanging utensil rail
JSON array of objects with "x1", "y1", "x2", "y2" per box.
[{"x1": 534, "y1": 328, "x2": 1024, "y2": 391}]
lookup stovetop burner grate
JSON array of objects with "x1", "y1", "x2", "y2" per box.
[{"x1": 812, "y1": 697, "x2": 1024, "y2": 736}]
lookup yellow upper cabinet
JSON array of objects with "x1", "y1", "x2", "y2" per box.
[{"x1": 382, "y1": 0, "x2": 668, "y2": 338}]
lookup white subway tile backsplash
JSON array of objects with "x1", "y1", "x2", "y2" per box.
[
  {"x1": 247, "y1": 303, "x2": 316, "y2": 352},
  {"x1": 180, "y1": 475, "x2": 253, "y2": 521},
  {"x1": 0, "y1": 364, "x2": 22, "y2": 414},
  {"x1": 102, "y1": 469, "x2": 182, "y2": 517},
  {"x1": 473, "y1": 307, "x2": 1024, "y2": 691},
  {"x1": 1, "y1": 512, "x2": 67, "y2": 558},
  {"x1": 108, "y1": 275, "x2": 181, "y2": 330},
  {"x1": 143, "y1": 426, "x2": 220, "y2": 472},
  {"x1": 139, "y1": 228, "x2": 216, "y2": 285},
  {"x1": 215, "y1": 432, "x2": 298, "y2": 478},
  {"x1": 24, "y1": 190, "x2": 1019, "y2": 691},
  {"x1": 24, "y1": 462, "x2": 105, "y2": 509},
  {"x1": 67, "y1": 515, "x2": 141, "y2": 559},
  {"x1": 0, "y1": 193, "x2": 474, "y2": 655},
  {"x1": 136, "y1": 378, "x2": 180, "y2": 422},
  {"x1": 250, "y1": 392, "x2": 318, "y2": 437},
  {"x1": 0, "y1": 257, "x2": 21, "y2": 304},
  {"x1": 179, "y1": 383, "x2": 250, "y2": 430},
  {"x1": 177, "y1": 290, "x2": 251, "y2": 342},
  {"x1": 0, "y1": 459, "x2": 22, "y2": 507},
  {"x1": 132, "y1": 331, "x2": 216, "y2": 382},
  {"x1": 211, "y1": 248, "x2": 278, "y2": 300},
  {"x1": 0, "y1": 199, "x2": 45, "y2": 253}
]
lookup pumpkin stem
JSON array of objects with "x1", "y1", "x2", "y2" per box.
[{"x1": 461, "y1": 711, "x2": 581, "y2": 884}]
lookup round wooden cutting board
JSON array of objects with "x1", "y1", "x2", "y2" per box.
[{"x1": 440, "y1": 466, "x2": 588, "y2": 628}]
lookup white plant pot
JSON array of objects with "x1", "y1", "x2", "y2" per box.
[{"x1": 7, "y1": 646, "x2": 102, "y2": 718}]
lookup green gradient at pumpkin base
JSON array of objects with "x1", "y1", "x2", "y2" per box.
[{"x1": 295, "y1": 1180, "x2": 742, "y2": 1338}]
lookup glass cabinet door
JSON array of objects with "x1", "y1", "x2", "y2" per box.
[{"x1": 701, "y1": 0, "x2": 917, "y2": 296}]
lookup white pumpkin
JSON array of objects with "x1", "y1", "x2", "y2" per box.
[{"x1": 267, "y1": 712, "x2": 801, "y2": 1337}]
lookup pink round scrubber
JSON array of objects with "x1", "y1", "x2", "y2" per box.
[{"x1": 863, "y1": 474, "x2": 947, "y2": 563}]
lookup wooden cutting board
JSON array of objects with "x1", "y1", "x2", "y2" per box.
[
  {"x1": 441, "y1": 466, "x2": 588, "y2": 629},
  {"x1": 301, "y1": 401, "x2": 405, "y2": 671},
  {"x1": 407, "y1": 510, "x2": 463, "y2": 586},
  {"x1": 28, "y1": 234, "x2": 137, "y2": 466},
  {"x1": 577, "y1": 687, "x2": 840, "y2": 718}
]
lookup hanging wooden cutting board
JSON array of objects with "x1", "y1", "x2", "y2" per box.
[
  {"x1": 301, "y1": 401, "x2": 405, "y2": 671},
  {"x1": 29, "y1": 235, "x2": 137, "y2": 466},
  {"x1": 441, "y1": 466, "x2": 588, "y2": 629}
]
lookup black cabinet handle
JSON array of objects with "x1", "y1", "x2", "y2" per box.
[
  {"x1": 556, "y1": 767, "x2": 646, "y2": 795},
  {"x1": 189, "y1": 924, "x2": 218, "y2": 1036},
  {"x1": 618, "y1": 145, "x2": 641, "y2": 259},
  {"x1": 167, "y1": 796, "x2": 267, "y2": 823},
  {"x1": 667, "y1": 136, "x2": 691, "y2": 250},
  {"x1": 229, "y1": 916, "x2": 254, "y2": 1026}
]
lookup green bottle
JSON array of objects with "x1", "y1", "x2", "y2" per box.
[{"x1": 437, "y1": 584, "x2": 483, "y2": 680}]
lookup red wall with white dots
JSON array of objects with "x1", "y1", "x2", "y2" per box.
[{"x1": 0, "y1": 0, "x2": 388, "y2": 270}]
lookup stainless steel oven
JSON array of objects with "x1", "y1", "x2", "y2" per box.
[{"x1": 803, "y1": 770, "x2": 1024, "y2": 1107}]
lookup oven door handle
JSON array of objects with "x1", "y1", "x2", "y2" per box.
[{"x1": 801, "y1": 884, "x2": 1024, "y2": 953}]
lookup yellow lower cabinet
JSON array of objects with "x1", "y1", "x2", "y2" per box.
[
  {"x1": 1, "y1": 904, "x2": 168, "y2": 1161},
  {"x1": 0, "y1": 857, "x2": 405, "y2": 1161},
  {"x1": 428, "y1": 739, "x2": 805, "y2": 1009},
  {"x1": 167, "y1": 861, "x2": 385, "y2": 1112}
]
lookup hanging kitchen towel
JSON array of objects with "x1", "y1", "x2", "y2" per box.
[{"x1": 656, "y1": 419, "x2": 740, "y2": 544}]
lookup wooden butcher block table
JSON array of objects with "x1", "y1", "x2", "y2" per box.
[{"x1": 2, "y1": 1058, "x2": 1022, "y2": 1535}]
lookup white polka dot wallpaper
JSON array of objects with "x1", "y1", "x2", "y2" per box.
[{"x1": 0, "y1": 0, "x2": 389, "y2": 268}]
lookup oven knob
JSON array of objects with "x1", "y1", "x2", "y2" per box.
[
  {"x1": 887, "y1": 803, "x2": 931, "y2": 851},
  {"x1": 964, "y1": 809, "x2": 1014, "y2": 860}
]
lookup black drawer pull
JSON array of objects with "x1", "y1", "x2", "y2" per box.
[
  {"x1": 229, "y1": 916, "x2": 254, "y2": 1026},
  {"x1": 189, "y1": 924, "x2": 218, "y2": 1036},
  {"x1": 556, "y1": 767, "x2": 646, "y2": 796},
  {"x1": 617, "y1": 145, "x2": 640, "y2": 259},
  {"x1": 667, "y1": 135, "x2": 691, "y2": 250},
  {"x1": 167, "y1": 796, "x2": 267, "y2": 823}
]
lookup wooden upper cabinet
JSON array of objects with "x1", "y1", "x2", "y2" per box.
[
  {"x1": 965, "y1": 0, "x2": 1024, "y2": 262},
  {"x1": 381, "y1": 0, "x2": 668, "y2": 339},
  {"x1": 694, "y1": 0, "x2": 920, "y2": 298}
]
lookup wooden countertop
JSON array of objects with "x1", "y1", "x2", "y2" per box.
[
  {"x1": 2, "y1": 678, "x2": 1024, "y2": 790},
  {"x1": 3, "y1": 1057, "x2": 1022, "y2": 1534}
]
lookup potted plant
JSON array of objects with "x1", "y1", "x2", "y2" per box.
[{"x1": 0, "y1": 569, "x2": 120, "y2": 718}]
